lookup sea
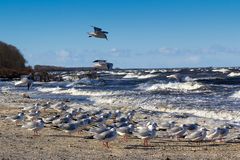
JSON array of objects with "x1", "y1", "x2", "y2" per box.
[{"x1": 1, "y1": 67, "x2": 240, "y2": 124}]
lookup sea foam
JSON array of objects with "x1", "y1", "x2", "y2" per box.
[
  {"x1": 231, "y1": 90, "x2": 240, "y2": 99},
  {"x1": 228, "y1": 72, "x2": 240, "y2": 77},
  {"x1": 145, "y1": 82, "x2": 203, "y2": 92}
]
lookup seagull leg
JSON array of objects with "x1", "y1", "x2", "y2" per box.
[
  {"x1": 123, "y1": 135, "x2": 128, "y2": 142},
  {"x1": 105, "y1": 142, "x2": 109, "y2": 148},
  {"x1": 143, "y1": 139, "x2": 148, "y2": 146},
  {"x1": 145, "y1": 139, "x2": 149, "y2": 146},
  {"x1": 219, "y1": 137, "x2": 224, "y2": 142},
  {"x1": 102, "y1": 142, "x2": 106, "y2": 147},
  {"x1": 78, "y1": 129, "x2": 82, "y2": 135}
]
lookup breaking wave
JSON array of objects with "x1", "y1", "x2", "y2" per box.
[
  {"x1": 123, "y1": 73, "x2": 158, "y2": 79},
  {"x1": 231, "y1": 90, "x2": 240, "y2": 99},
  {"x1": 145, "y1": 82, "x2": 203, "y2": 92},
  {"x1": 212, "y1": 68, "x2": 230, "y2": 73},
  {"x1": 37, "y1": 87, "x2": 121, "y2": 96},
  {"x1": 228, "y1": 72, "x2": 240, "y2": 77}
]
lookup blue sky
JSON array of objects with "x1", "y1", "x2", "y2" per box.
[{"x1": 1, "y1": 0, "x2": 240, "y2": 68}]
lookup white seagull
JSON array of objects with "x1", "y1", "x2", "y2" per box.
[
  {"x1": 168, "y1": 124, "x2": 188, "y2": 139},
  {"x1": 116, "y1": 124, "x2": 134, "y2": 141},
  {"x1": 6, "y1": 112, "x2": 25, "y2": 126},
  {"x1": 22, "y1": 118, "x2": 45, "y2": 135},
  {"x1": 135, "y1": 122, "x2": 158, "y2": 146},
  {"x1": 185, "y1": 127, "x2": 208, "y2": 141},
  {"x1": 158, "y1": 121, "x2": 176, "y2": 130},
  {"x1": 88, "y1": 26, "x2": 108, "y2": 40},
  {"x1": 218, "y1": 125, "x2": 231, "y2": 141},
  {"x1": 59, "y1": 121, "x2": 80, "y2": 135},
  {"x1": 206, "y1": 127, "x2": 221, "y2": 141},
  {"x1": 94, "y1": 128, "x2": 117, "y2": 148}
]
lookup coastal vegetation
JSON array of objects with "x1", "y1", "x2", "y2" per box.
[{"x1": 0, "y1": 41, "x2": 31, "y2": 79}]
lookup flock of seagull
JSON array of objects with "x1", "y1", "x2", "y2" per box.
[{"x1": 5, "y1": 102, "x2": 233, "y2": 148}]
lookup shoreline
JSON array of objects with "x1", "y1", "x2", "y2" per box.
[{"x1": 1, "y1": 93, "x2": 240, "y2": 160}]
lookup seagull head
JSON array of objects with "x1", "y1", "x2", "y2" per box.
[
  {"x1": 110, "y1": 128, "x2": 116, "y2": 132},
  {"x1": 37, "y1": 118, "x2": 44, "y2": 123},
  {"x1": 19, "y1": 112, "x2": 25, "y2": 116},
  {"x1": 201, "y1": 127, "x2": 209, "y2": 131},
  {"x1": 224, "y1": 124, "x2": 233, "y2": 129}
]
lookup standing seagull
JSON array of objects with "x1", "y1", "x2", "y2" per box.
[
  {"x1": 6, "y1": 112, "x2": 25, "y2": 126},
  {"x1": 218, "y1": 125, "x2": 231, "y2": 141},
  {"x1": 135, "y1": 123, "x2": 158, "y2": 146},
  {"x1": 117, "y1": 124, "x2": 134, "y2": 141},
  {"x1": 206, "y1": 127, "x2": 221, "y2": 141},
  {"x1": 185, "y1": 127, "x2": 208, "y2": 142},
  {"x1": 94, "y1": 128, "x2": 117, "y2": 148},
  {"x1": 88, "y1": 26, "x2": 108, "y2": 40},
  {"x1": 22, "y1": 118, "x2": 45, "y2": 135}
]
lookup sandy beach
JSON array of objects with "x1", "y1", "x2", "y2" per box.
[{"x1": 1, "y1": 92, "x2": 240, "y2": 160}]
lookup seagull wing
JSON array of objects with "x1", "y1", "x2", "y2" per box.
[
  {"x1": 61, "y1": 123, "x2": 77, "y2": 131},
  {"x1": 102, "y1": 31, "x2": 108, "y2": 34},
  {"x1": 94, "y1": 130, "x2": 110, "y2": 140},
  {"x1": 22, "y1": 121, "x2": 37, "y2": 129},
  {"x1": 10, "y1": 115, "x2": 20, "y2": 120},
  {"x1": 137, "y1": 129, "x2": 151, "y2": 137},
  {"x1": 92, "y1": 26, "x2": 102, "y2": 32},
  {"x1": 117, "y1": 126, "x2": 129, "y2": 134},
  {"x1": 186, "y1": 130, "x2": 201, "y2": 139},
  {"x1": 169, "y1": 126, "x2": 182, "y2": 133}
]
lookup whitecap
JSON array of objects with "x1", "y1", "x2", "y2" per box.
[
  {"x1": 212, "y1": 68, "x2": 230, "y2": 73},
  {"x1": 228, "y1": 72, "x2": 240, "y2": 77},
  {"x1": 145, "y1": 82, "x2": 203, "y2": 92},
  {"x1": 37, "y1": 87, "x2": 62, "y2": 93},
  {"x1": 122, "y1": 73, "x2": 140, "y2": 79},
  {"x1": 123, "y1": 73, "x2": 158, "y2": 79},
  {"x1": 37, "y1": 87, "x2": 122, "y2": 97},
  {"x1": 230, "y1": 90, "x2": 240, "y2": 99},
  {"x1": 137, "y1": 74, "x2": 158, "y2": 79},
  {"x1": 150, "y1": 70, "x2": 158, "y2": 74}
]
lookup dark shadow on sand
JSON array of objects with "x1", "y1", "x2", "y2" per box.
[
  {"x1": 47, "y1": 134, "x2": 84, "y2": 138},
  {"x1": 124, "y1": 144, "x2": 158, "y2": 150}
]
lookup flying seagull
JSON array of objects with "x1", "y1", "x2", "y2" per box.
[{"x1": 88, "y1": 26, "x2": 108, "y2": 40}]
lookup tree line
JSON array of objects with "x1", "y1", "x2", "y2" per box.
[
  {"x1": 0, "y1": 41, "x2": 32, "y2": 79},
  {"x1": 0, "y1": 41, "x2": 26, "y2": 69}
]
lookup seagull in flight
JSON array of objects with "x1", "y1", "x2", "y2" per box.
[{"x1": 88, "y1": 26, "x2": 108, "y2": 40}]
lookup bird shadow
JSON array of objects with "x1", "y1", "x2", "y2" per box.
[
  {"x1": 124, "y1": 144, "x2": 159, "y2": 150},
  {"x1": 83, "y1": 135, "x2": 94, "y2": 139},
  {"x1": 170, "y1": 143, "x2": 227, "y2": 148},
  {"x1": 225, "y1": 140, "x2": 240, "y2": 144},
  {"x1": 150, "y1": 139, "x2": 228, "y2": 147},
  {"x1": 47, "y1": 134, "x2": 83, "y2": 138}
]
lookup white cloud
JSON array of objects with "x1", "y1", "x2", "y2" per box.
[
  {"x1": 27, "y1": 45, "x2": 240, "y2": 68},
  {"x1": 55, "y1": 49, "x2": 71, "y2": 61},
  {"x1": 110, "y1": 48, "x2": 117, "y2": 52},
  {"x1": 157, "y1": 47, "x2": 179, "y2": 54},
  {"x1": 185, "y1": 55, "x2": 200, "y2": 64}
]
